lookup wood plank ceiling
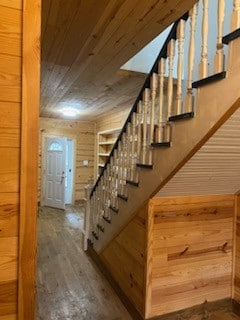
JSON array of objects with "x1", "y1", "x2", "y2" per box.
[{"x1": 41, "y1": 0, "x2": 197, "y2": 120}]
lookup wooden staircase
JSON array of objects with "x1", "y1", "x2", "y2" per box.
[
  {"x1": 85, "y1": 0, "x2": 240, "y2": 319},
  {"x1": 87, "y1": 1, "x2": 240, "y2": 254}
]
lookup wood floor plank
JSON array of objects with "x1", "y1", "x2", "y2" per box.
[{"x1": 36, "y1": 205, "x2": 133, "y2": 320}]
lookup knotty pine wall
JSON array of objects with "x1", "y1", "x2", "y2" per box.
[
  {"x1": 96, "y1": 108, "x2": 130, "y2": 133},
  {"x1": 0, "y1": 1, "x2": 22, "y2": 318},
  {"x1": 146, "y1": 195, "x2": 234, "y2": 318},
  {"x1": 39, "y1": 117, "x2": 95, "y2": 201},
  {"x1": 100, "y1": 203, "x2": 147, "y2": 317}
]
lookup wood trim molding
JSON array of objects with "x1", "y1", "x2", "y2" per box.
[{"x1": 18, "y1": 0, "x2": 41, "y2": 319}]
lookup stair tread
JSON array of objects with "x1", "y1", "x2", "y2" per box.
[
  {"x1": 117, "y1": 194, "x2": 128, "y2": 201},
  {"x1": 92, "y1": 231, "x2": 99, "y2": 240},
  {"x1": 169, "y1": 112, "x2": 194, "y2": 122},
  {"x1": 136, "y1": 163, "x2": 153, "y2": 169},
  {"x1": 223, "y1": 28, "x2": 240, "y2": 44},
  {"x1": 192, "y1": 71, "x2": 226, "y2": 88},
  {"x1": 151, "y1": 142, "x2": 171, "y2": 148},
  {"x1": 126, "y1": 180, "x2": 139, "y2": 187},
  {"x1": 109, "y1": 205, "x2": 119, "y2": 213},
  {"x1": 97, "y1": 224, "x2": 104, "y2": 232},
  {"x1": 102, "y1": 216, "x2": 111, "y2": 224}
]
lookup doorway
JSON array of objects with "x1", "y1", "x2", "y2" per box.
[{"x1": 41, "y1": 135, "x2": 75, "y2": 209}]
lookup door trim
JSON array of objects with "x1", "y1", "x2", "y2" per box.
[
  {"x1": 41, "y1": 133, "x2": 77, "y2": 206},
  {"x1": 19, "y1": 0, "x2": 41, "y2": 319}
]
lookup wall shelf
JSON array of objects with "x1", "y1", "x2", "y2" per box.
[{"x1": 96, "y1": 128, "x2": 121, "y2": 177}]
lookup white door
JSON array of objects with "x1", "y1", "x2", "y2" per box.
[
  {"x1": 44, "y1": 137, "x2": 67, "y2": 209},
  {"x1": 65, "y1": 139, "x2": 74, "y2": 204}
]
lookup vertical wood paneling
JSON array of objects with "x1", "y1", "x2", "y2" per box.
[
  {"x1": 146, "y1": 195, "x2": 234, "y2": 318},
  {"x1": 100, "y1": 203, "x2": 148, "y2": 317},
  {"x1": 0, "y1": 1, "x2": 22, "y2": 318},
  {"x1": 18, "y1": 0, "x2": 41, "y2": 319}
]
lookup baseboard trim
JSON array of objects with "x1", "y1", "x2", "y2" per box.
[{"x1": 87, "y1": 243, "x2": 144, "y2": 320}]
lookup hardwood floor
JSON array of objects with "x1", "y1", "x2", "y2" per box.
[
  {"x1": 36, "y1": 205, "x2": 132, "y2": 320},
  {"x1": 36, "y1": 205, "x2": 240, "y2": 320}
]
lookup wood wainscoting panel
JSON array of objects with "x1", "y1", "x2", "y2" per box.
[
  {"x1": 100, "y1": 203, "x2": 148, "y2": 317},
  {"x1": 146, "y1": 195, "x2": 234, "y2": 318}
]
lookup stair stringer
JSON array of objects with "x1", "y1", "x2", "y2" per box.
[{"x1": 93, "y1": 39, "x2": 240, "y2": 254}]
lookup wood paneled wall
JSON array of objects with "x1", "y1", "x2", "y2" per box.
[
  {"x1": 234, "y1": 193, "x2": 240, "y2": 302},
  {"x1": 100, "y1": 203, "x2": 148, "y2": 317},
  {"x1": 96, "y1": 107, "x2": 130, "y2": 133},
  {"x1": 39, "y1": 117, "x2": 95, "y2": 201},
  {"x1": 0, "y1": 1, "x2": 22, "y2": 318},
  {"x1": 146, "y1": 195, "x2": 234, "y2": 318}
]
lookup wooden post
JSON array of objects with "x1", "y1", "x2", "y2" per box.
[
  {"x1": 113, "y1": 149, "x2": 118, "y2": 208},
  {"x1": 231, "y1": 0, "x2": 240, "y2": 31},
  {"x1": 214, "y1": 0, "x2": 225, "y2": 73},
  {"x1": 110, "y1": 156, "x2": 114, "y2": 207},
  {"x1": 137, "y1": 101, "x2": 143, "y2": 163},
  {"x1": 185, "y1": 3, "x2": 198, "y2": 112},
  {"x1": 175, "y1": 19, "x2": 186, "y2": 115},
  {"x1": 120, "y1": 137, "x2": 126, "y2": 196},
  {"x1": 102, "y1": 172, "x2": 108, "y2": 215},
  {"x1": 130, "y1": 113, "x2": 136, "y2": 181},
  {"x1": 199, "y1": 0, "x2": 209, "y2": 79},
  {"x1": 150, "y1": 73, "x2": 158, "y2": 144},
  {"x1": 106, "y1": 164, "x2": 112, "y2": 220},
  {"x1": 167, "y1": 39, "x2": 175, "y2": 119},
  {"x1": 157, "y1": 58, "x2": 166, "y2": 142},
  {"x1": 142, "y1": 88, "x2": 150, "y2": 164},
  {"x1": 149, "y1": 73, "x2": 158, "y2": 164},
  {"x1": 126, "y1": 123, "x2": 132, "y2": 180}
]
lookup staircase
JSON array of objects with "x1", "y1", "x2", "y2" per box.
[{"x1": 87, "y1": 0, "x2": 240, "y2": 253}]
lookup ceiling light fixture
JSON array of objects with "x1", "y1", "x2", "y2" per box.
[{"x1": 60, "y1": 107, "x2": 80, "y2": 117}]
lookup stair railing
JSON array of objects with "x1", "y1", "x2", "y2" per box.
[{"x1": 89, "y1": 0, "x2": 238, "y2": 244}]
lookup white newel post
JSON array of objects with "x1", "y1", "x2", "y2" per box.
[{"x1": 84, "y1": 178, "x2": 94, "y2": 251}]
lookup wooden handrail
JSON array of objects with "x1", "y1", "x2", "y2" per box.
[{"x1": 90, "y1": 12, "x2": 189, "y2": 198}]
